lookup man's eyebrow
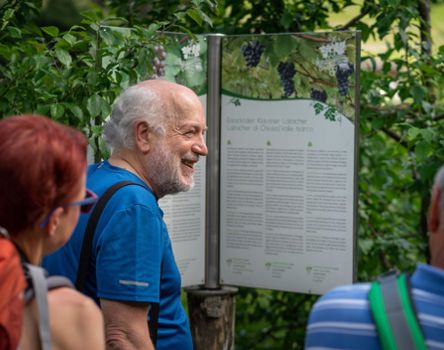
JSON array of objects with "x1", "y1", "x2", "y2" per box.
[{"x1": 176, "y1": 123, "x2": 208, "y2": 131}]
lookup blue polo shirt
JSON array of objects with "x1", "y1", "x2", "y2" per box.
[
  {"x1": 305, "y1": 263, "x2": 444, "y2": 349},
  {"x1": 43, "y1": 160, "x2": 193, "y2": 350}
]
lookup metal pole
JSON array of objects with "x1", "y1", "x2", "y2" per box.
[
  {"x1": 205, "y1": 34, "x2": 224, "y2": 289},
  {"x1": 352, "y1": 31, "x2": 361, "y2": 283}
]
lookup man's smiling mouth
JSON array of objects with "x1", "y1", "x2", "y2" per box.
[{"x1": 182, "y1": 159, "x2": 196, "y2": 169}]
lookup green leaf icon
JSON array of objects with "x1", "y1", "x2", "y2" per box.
[{"x1": 230, "y1": 98, "x2": 241, "y2": 106}]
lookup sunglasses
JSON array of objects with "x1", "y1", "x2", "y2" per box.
[
  {"x1": 39, "y1": 188, "x2": 98, "y2": 228},
  {"x1": 66, "y1": 188, "x2": 98, "y2": 214}
]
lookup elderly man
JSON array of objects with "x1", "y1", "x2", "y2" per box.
[
  {"x1": 304, "y1": 166, "x2": 444, "y2": 349},
  {"x1": 44, "y1": 80, "x2": 208, "y2": 350}
]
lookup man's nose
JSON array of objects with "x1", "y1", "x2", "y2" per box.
[{"x1": 192, "y1": 136, "x2": 208, "y2": 156}]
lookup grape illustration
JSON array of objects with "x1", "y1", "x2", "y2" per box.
[
  {"x1": 152, "y1": 45, "x2": 166, "y2": 78},
  {"x1": 278, "y1": 62, "x2": 296, "y2": 97},
  {"x1": 241, "y1": 41, "x2": 265, "y2": 68},
  {"x1": 310, "y1": 88, "x2": 327, "y2": 102},
  {"x1": 335, "y1": 62, "x2": 354, "y2": 96}
]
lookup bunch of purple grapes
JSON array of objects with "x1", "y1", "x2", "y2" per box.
[
  {"x1": 241, "y1": 41, "x2": 264, "y2": 68},
  {"x1": 152, "y1": 45, "x2": 166, "y2": 78},
  {"x1": 310, "y1": 88, "x2": 327, "y2": 103},
  {"x1": 278, "y1": 62, "x2": 296, "y2": 97},
  {"x1": 335, "y1": 62, "x2": 354, "y2": 96}
]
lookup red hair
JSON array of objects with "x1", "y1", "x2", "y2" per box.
[{"x1": 0, "y1": 115, "x2": 87, "y2": 235}]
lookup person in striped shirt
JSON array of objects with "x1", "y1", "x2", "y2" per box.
[{"x1": 305, "y1": 165, "x2": 444, "y2": 350}]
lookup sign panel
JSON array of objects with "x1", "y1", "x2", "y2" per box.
[{"x1": 219, "y1": 32, "x2": 359, "y2": 294}]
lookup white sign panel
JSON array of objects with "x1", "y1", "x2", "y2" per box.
[{"x1": 220, "y1": 96, "x2": 355, "y2": 294}]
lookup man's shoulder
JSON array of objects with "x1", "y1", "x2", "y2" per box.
[
  {"x1": 317, "y1": 282, "x2": 371, "y2": 301},
  {"x1": 305, "y1": 282, "x2": 380, "y2": 350},
  {"x1": 87, "y1": 162, "x2": 155, "y2": 204},
  {"x1": 309, "y1": 282, "x2": 371, "y2": 318}
]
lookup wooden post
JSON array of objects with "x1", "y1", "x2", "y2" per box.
[{"x1": 186, "y1": 286, "x2": 238, "y2": 350}]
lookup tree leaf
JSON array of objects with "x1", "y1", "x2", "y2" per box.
[
  {"x1": 63, "y1": 33, "x2": 77, "y2": 46},
  {"x1": 87, "y1": 94, "x2": 102, "y2": 117},
  {"x1": 68, "y1": 104, "x2": 84, "y2": 120},
  {"x1": 50, "y1": 103, "x2": 65, "y2": 119},
  {"x1": 41, "y1": 26, "x2": 59, "y2": 37},
  {"x1": 55, "y1": 48, "x2": 72, "y2": 67},
  {"x1": 186, "y1": 9, "x2": 203, "y2": 26}
]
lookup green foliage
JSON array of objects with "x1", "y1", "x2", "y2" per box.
[
  {"x1": 0, "y1": 0, "x2": 214, "y2": 160},
  {"x1": 236, "y1": 288, "x2": 318, "y2": 349},
  {"x1": 1, "y1": 0, "x2": 444, "y2": 349},
  {"x1": 208, "y1": 0, "x2": 355, "y2": 34},
  {"x1": 100, "y1": 0, "x2": 217, "y2": 30}
]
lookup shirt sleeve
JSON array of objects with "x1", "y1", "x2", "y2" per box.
[{"x1": 95, "y1": 204, "x2": 162, "y2": 303}]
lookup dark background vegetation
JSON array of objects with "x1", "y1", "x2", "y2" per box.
[{"x1": 1, "y1": 0, "x2": 443, "y2": 348}]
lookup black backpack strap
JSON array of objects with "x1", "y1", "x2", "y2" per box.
[
  {"x1": 75, "y1": 180, "x2": 144, "y2": 291},
  {"x1": 369, "y1": 270, "x2": 427, "y2": 350},
  {"x1": 74, "y1": 180, "x2": 161, "y2": 348},
  {"x1": 148, "y1": 303, "x2": 160, "y2": 347}
]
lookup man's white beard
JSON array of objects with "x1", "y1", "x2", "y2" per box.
[{"x1": 146, "y1": 143, "x2": 194, "y2": 198}]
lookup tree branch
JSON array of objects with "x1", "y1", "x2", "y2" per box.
[
  {"x1": 432, "y1": 113, "x2": 444, "y2": 121},
  {"x1": 337, "y1": 6, "x2": 371, "y2": 31},
  {"x1": 294, "y1": 33, "x2": 331, "y2": 43},
  {"x1": 381, "y1": 127, "x2": 409, "y2": 149},
  {"x1": 418, "y1": 0, "x2": 432, "y2": 57}
]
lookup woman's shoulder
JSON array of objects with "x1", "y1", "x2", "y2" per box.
[
  {"x1": 49, "y1": 286, "x2": 98, "y2": 310},
  {"x1": 48, "y1": 288, "x2": 105, "y2": 349}
]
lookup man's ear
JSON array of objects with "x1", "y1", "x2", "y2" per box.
[
  {"x1": 428, "y1": 186, "x2": 441, "y2": 232},
  {"x1": 135, "y1": 120, "x2": 152, "y2": 153},
  {"x1": 45, "y1": 207, "x2": 64, "y2": 237}
]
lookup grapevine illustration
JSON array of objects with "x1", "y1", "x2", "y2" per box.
[
  {"x1": 335, "y1": 62, "x2": 354, "y2": 96},
  {"x1": 277, "y1": 62, "x2": 296, "y2": 97},
  {"x1": 241, "y1": 41, "x2": 265, "y2": 68},
  {"x1": 221, "y1": 32, "x2": 357, "y2": 122},
  {"x1": 310, "y1": 88, "x2": 327, "y2": 102}
]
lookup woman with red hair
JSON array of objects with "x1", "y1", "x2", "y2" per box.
[{"x1": 0, "y1": 115, "x2": 104, "y2": 349}]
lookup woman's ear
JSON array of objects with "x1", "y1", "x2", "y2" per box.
[
  {"x1": 134, "y1": 121, "x2": 152, "y2": 153},
  {"x1": 45, "y1": 207, "x2": 64, "y2": 237},
  {"x1": 428, "y1": 186, "x2": 441, "y2": 233}
]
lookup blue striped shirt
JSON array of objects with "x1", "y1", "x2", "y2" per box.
[{"x1": 305, "y1": 264, "x2": 444, "y2": 349}]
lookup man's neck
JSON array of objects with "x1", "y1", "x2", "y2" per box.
[{"x1": 108, "y1": 153, "x2": 153, "y2": 191}]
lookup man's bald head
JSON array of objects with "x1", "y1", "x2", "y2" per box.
[{"x1": 103, "y1": 79, "x2": 202, "y2": 152}]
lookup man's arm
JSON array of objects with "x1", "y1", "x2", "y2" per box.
[{"x1": 101, "y1": 298, "x2": 155, "y2": 350}]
